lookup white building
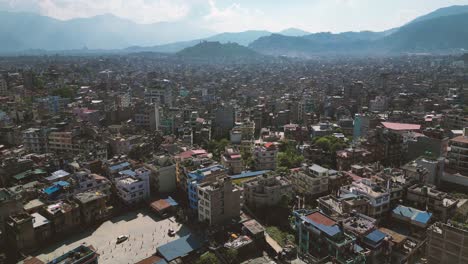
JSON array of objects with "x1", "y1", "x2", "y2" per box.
[
  {"x1": 73, "y1": 171, "x2": 111, "y2": 195},
  {"x1": 340, "y1": 178, "x2": 390, "y2": 219},
  {"x1": 115, "y1": 167, "x2": 151, "y2": 204},
  {"x1": 369, "y1": 96, "x2": 388, "y2": 112}
]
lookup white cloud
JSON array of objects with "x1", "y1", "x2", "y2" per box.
[
  {"x1": 202, "y1": 0, "x2": 283, "y2": 32},
  {"x1": 2, "y1": 0, "x2": 193, "y2": 23}
]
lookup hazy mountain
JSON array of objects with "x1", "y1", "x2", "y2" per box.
[
  {"x1": 382, "y1": 13, "x2": 468, "y2": 52},
  {"x1": 250, "y1": 6, "x2": 468, "y2": 56},
  {"x1": 126, "y1": 30, "x2": 273, "y2": 53},
  {"x1": 176, "y1": 41, "x2": 264, "y2": 61},
  {"x1": 0, "y1": 11, "x2": 213, "y2": 52},
  {"x1": 409, "y1": 5, "x2": 468, "y2": 24},
  {"x1": 279, "y1": 28, "x2": 310, "y2": 36}
]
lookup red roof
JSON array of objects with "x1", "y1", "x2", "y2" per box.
[
  {"x1": 306, "y1": 212, "x2": 336, "y2": 226},
  {"x1": 264, "y1": 142, "x2": 274, "y2": 148},
  {"x1": 381, "y1": 122, "x2": 421, "y2": 131}
]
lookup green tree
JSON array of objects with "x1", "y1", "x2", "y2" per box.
[
  {"x1": 224, "y1": 248, "x2": 238, "y2": 264},
  {"x1": 196, "y1": 252, "x2": 219, "y2": 264}
]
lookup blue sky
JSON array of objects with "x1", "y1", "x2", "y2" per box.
[{"x1": 1, "y1": 0, "x2": 468, "y2": 33}]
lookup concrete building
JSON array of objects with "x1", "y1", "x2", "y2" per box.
[
  {"x1": 392, "y1": 205, "x2": 432, "y2": 229},
  {"x1": 293, "y1": 209, "x2": 366, "y2": 264},
  {"x1": 252, "y1": 142, "x2": 278, "y2": 171},
  {"x1": 48, "y1": 244, "x2": 99, "y2": 264},
  {"x1": 426, "y1": 222, "x2": 468, "y2": 264},
  {"x1": 197, "y1": 176, "x2": 241, "y2": 225},
  {"x1": 22, "y1": 128, "x2": 49, "y2": 153},
  {"x1": 447, "y1": 129, "x2": 468, "y2": 174},
  {"x1": 114, "y1": 167, "x2": 151, "y2": 204},
  {"x1": 48, "y1": 131, "x2": 78, "y2": 155},
  {"x1": 43, "y1": 200, "x2": 81, "y2": 235},
  {"x1": 221, "y1": 147, "x2": 244, "y2": 174},
  {"x1": 186, "y1": 165, "x2": 227, "y2": 209},
  {"x1": 340, "y1": 178, "x2": 390, "y2": 219},
  {"x1": 288, "y1": 164, "x2": 329, "y2": 197},
  {"x1": 336, "y1": 147, "x2": 373, "y2": 171},
  {"x1": 0, "y1": 78, "x2": 7, "y2": 96},
  {"x1": 214, "y1": 104, "x2": 235, "y2": 138},
  {"x1": 73, "y1": 171, "x2": 112, "y2": 195},
  {"x1": 311, "y1": 122, "x2": 333, "y2": 138},
  {"x1": 73, "y1": 191, "x2": 110, "y2": 226},
  {"x1": 369, "y1": 96, "x2": 388, "y2": 112},
  {"x1": 6, "y1": 212, "x2": 51, "y2": 253},
  {"x1": 0, "y1": 188, "x2": 23, "y2": 246},
  {"x1": 243, "y1": 175, "x2": 292, "y2": 208},
  {"x1": 134, "y1": 103, "x2": 161, "y2": 131},
  {"x1": 318, "y1": 194, "x2": 370, "y2": 219},
  {"x1": 406, "y1": 184, "x2": 458, "y2": 221}
]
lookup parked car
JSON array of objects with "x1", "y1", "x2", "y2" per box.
[{"x1": 116, "y1": 235, "x2": 129, "y2": 243}]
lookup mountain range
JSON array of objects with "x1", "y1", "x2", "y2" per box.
[{"x1": 1, "y1": 5, "x2": 468, "y2": 56}]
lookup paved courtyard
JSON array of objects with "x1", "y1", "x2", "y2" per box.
[{"x1": 35, "y1": 209, "x2": 191, "y2": 264}]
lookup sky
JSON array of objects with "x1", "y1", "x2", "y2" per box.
[{"x1": 1, "y1": 0, "x2": 468, "y2": 33}]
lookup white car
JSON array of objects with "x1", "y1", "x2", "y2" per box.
[{"x1": 116, "y1": 235, "x2": 128, "y2": 243}]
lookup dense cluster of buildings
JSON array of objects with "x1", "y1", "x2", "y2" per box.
[{"x1": 0, "y1": 54, "x2": 468, "y2": 263}]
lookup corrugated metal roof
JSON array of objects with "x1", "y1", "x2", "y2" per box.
[
  {"x1": 365, "y1": 229, "x2": 386, "y2": 243},
  {"x1": 230, "y1": 170, "x2": 269, "y2": 179},
  {"x1": 157, "y1": 235, "x2": 203, "y2": 261}
]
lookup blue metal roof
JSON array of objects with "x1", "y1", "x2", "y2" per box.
[
  {"x1": 109, "y1": 162, "x2": 130, "y2": 172},
  {"x1": 157, "y1": 235, "x2": 204, "y2": 261},
  {"x1": 365, "y1": 229, "x2": 386, "y2": 243},
  {"x1": 44, "y1": 181, "x2": 69, "y2": 195},
  {"x1": 119, "y1": 169, "x2": 136, "y2": 177},
  {"x1": 414, "y1": 211, "x2": 432, "y2": 224},
  {"x1": 393, "y1": 205, "x2": 432, "y2": 225},
  {"x1": 166, "y1": 196, "x2": 178, "y2": 206},
  {"x1": 230, "y1": 170, "x2": 269, "y2": 179}
]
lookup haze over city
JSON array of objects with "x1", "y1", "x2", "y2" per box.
[{"x1": 1, "y1": 1, "x2": 468, "y2": 264}]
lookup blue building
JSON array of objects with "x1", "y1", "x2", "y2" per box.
[{"x1": 186, "y1": 165, "x2": 227, "y2": 209}]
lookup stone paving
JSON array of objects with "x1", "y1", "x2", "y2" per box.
[{"x1": 35, "y1": 209, "x2": 191, "y2": 264}]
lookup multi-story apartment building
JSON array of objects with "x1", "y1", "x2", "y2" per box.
[
  {"x1": 253, "y1": 142, "x2": 278, "y2": 171},
  {"x1": 406, "y1": 184, "x2": 458, "y2": 221},
  {"x1": 43, "y1": 200, "x2": 81, "y2": 235},
  {"x1": 22, "y1": 128, "x2": 49, "y2": 153},
  {"x1": 340, "y1": 178, "x2": 390, "y2": 219},
  {"x1": 48, "y1": 131, "x2": 78, "y2": 154},
  {"x1": 293, "y1": 209, "x2": 366, "y2": 264},
  {"x1": 186, "y1": 165, "x2": 227, "y2": 209},
  {"x1": 426, "y1": 222, "x2": 468, "y2": 264},
  {"x1": 73, "y1": 171, "x2": 112, "y2": 195},
  {"x1": 221, "y1": 147, "x2": 244, "y2": 174},
  {"x1": 288, "y1": 164, "x2": 329, "y2": 197},
  {"x1": 447, "y1": 130, "x2": 468, "y2": 174},
  {"x1": 0, "y1": 77, "x2": 7, "y2": 96},
  {"x1": 114, "y1": 168, "x2": 151, "y2": 205},
  {"x1": 243, "y1": 175, "x2": 292, "y2": 208},
  {"x1": 336, "y1": 147, "x2": 373, "y2": 171},
  {"x1": 197, "y1": 176, "x2": 241, "y2": 225},
  {"x1": 73, "y1": 191, "x2": 110, "y2": 226},
  {"x1": 318, "y1": 195, "x2": 370, "y2": 219}
]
